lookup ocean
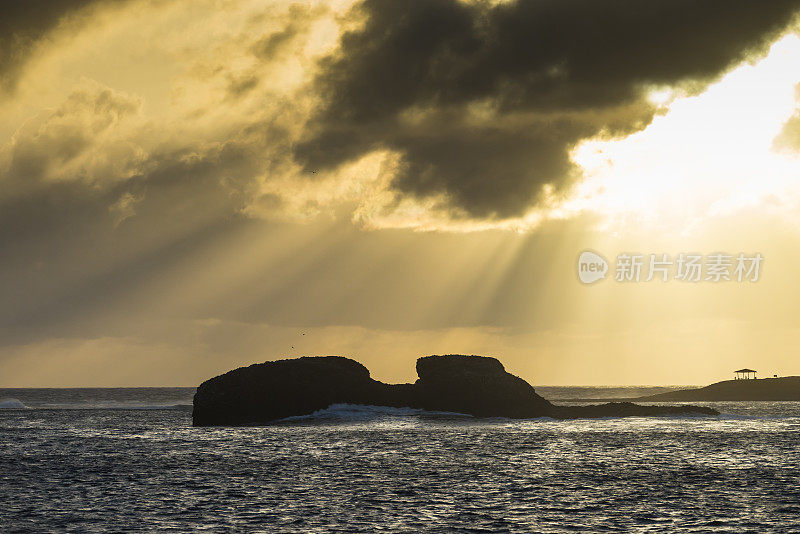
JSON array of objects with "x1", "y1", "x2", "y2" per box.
[{"x1": 1, "y1": 387, "x2": 799, "y2": 533}]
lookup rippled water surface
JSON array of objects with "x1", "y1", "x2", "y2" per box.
[{"x1": 2, "y1": 388, "x2": 800, "y2": 533}]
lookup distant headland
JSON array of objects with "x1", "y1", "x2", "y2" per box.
[
  {"x1": 636, "y1": 376, "x2": 800, "y2": 402},
  {"x1": 192, "y1": 355, "x2": 717, "y2": 426}
]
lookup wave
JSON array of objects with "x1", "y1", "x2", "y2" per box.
[
  {"x1": 712, "y1": 412, "x2": 795, "y2": 421},
  {"x1": 75, "y1": 403, "x2": 194, "y2": 411},
  {"x1": 277, "y1": 404, "x2": 764, "y2": 424},
  {"x1": 279, "y1": 403, "x2": 473, "y2": 422},
  {"x1": 76, "y1": 403, "x2": 192, "y2": 411},
  {"x1": 11, "y1": 402, "x2": 192, "y2": 411},
  {"x1": 0, "y1": 398, "x2": 29, "y2": 410}
]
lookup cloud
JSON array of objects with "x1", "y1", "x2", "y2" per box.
[
  {"x1": 296, "y1": 0, "x2": 800, "y2": 219},
  {"x1": 251, "y1": 4, "x2": 329, "y2": 62},
  {"x1": 775, "y1": 109, "x2": 800, "y2": 151},
  {"x1": 7, "y1": 0, "x2": 798, "y2": 232},
  {"x1": 0, "y1": 0, "x2": 128, "y2": 93},
  {"x1": 1, "y1": 80, "x2": 143, "y2": 196},
  {"x1": 4, "y1": 0, "x2": 800, "y2": 384},
  {"x1": 0, "y1": 74, "x2": 277, "y2": 340}
]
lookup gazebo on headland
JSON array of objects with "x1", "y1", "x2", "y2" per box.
[{"x1": 734, "y1": 368, "x2": 757, "y2": 380}]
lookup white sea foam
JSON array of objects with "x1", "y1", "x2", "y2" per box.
[
  {"x1": 279, "y1": 403, "x2": 472, "y2": 422},
  {"x1": 0, "y1": 398, "x2": 29, "y2": 410}
]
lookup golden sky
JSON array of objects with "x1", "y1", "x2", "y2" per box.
[{"x1": 3, "y1": 0, "x2": 800, "y2": 386}]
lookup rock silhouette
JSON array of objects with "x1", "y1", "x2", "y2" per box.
[
  {"x1": 635, "y1": 376, "x2": 800, "y2": 401},
  {"x1": 413, "y1": 355, "x2": 553, "y2": 418},
  {"x1": 192, "y1": 355, "x2": 717, "y2": 426}
]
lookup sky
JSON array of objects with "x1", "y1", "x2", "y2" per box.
[{"x1": 3, "y1": 0, "x2": 800, "y2": 386}]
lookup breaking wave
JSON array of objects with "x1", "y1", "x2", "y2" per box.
[
  {"x1": 0, "y1": 398, "x2": 29, "y2": 410},
  {"x1": 279, "y1": 403, "x2": 472, "y2": 422}
]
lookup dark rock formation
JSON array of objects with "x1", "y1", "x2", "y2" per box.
[
  {"x1": 636, "y1": 376, "x2": 800, "y2": 401},
  {"x1": 192, "y1": 356, "x2": 382, "y2": 426},
  {"x1": 413, "y1": 355, "x2": 553, "y2": 418},
  {"x1": 192, "y1": 354, "x2": 718, "y2": 426}
]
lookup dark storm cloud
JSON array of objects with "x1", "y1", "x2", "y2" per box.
[{"x1": 296, "y1": 0, "x2": 800, "y2": 218}]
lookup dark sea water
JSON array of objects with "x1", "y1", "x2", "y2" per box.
[{"x1": 2, "y1": 387, "x2": 800, "y2": 533}]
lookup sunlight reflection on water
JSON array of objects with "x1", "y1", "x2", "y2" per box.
[{"x1": 1, "y1": 391, "x2": 799, "y2": 532}]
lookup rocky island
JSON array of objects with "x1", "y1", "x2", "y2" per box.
[
  {"x1": 192, "y1": 355, "x2": 718, "y2": 426},
  {"x1": 635, "y1": 376, "x2": 800, "y2": 401}
]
